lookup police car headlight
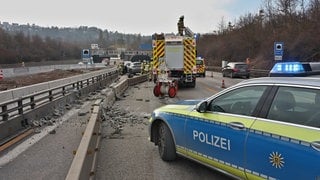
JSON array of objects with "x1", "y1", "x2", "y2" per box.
[{"x1": 150, "y1": 112, "x2": 156, "y2": 122}]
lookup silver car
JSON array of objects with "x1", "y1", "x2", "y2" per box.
[{"x1": 127, "y1": 62, "x2": 142, "y2": 74}]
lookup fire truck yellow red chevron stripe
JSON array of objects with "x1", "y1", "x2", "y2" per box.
[
  {"x1": 197, "y1": 66, "x2": 205, "y2": 73},
  {"x1": 183, "y1": 38, "x2": 196, "y2": 74},
  {"x1": 152, "y1": 40, "x2": 164, "y2": 69}
]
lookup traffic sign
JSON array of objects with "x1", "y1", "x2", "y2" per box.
[
  {"x1": 274, "y1": 42, "x2": 284, "y2": 61},
  {"x1": 82, "y1": 49, "x2": 90, "y2": 60},
  {"x1": 274, "y1": 56, "x2": 283, "y2": 61}
]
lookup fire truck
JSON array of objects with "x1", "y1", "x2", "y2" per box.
[
  {"x1": 152, "y1": 16, "x2": 197, "y2": 98},
  {"x1": 196, "y1": 57, "x2": 206, "y2": 77}
]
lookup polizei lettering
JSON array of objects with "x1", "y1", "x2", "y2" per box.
[{"x1": 193, "y1": 130, "x2": 231, "y2": 151}]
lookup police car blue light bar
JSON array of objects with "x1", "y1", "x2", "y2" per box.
[
  {"x1": 271, "y1": 62, "x2": 304, "y2": 73},
  {"x1": 269, "y1": 62, "x2": 320, "y2": 77}
]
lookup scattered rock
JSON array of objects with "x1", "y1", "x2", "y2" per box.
[
  {"x1": 78, "y1": 111, "x2": 88, "y2": 116},
  {"x1": 101, "y1": 104, "x2": 151, "y2": 132},
  {"x1": 65, "y1": 104, "x2": 72, "y2": 110},
  {"x1": 34, "y1": 128, "x2": 41, "y2": 134}
]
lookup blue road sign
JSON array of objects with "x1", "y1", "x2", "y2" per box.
[
  {"x1": 274, "y1": 42, "x2": 284, "y2": 56},
  {"x1": 82, "y1": 49, "x2": 90, "y2": 59},
  {"x1": 274, "y1": 42, "x2": 284, "y2": 61}
]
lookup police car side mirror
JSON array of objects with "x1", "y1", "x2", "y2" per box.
[{"x1": 196, "y1": 101, "x2": 208, "y2": 113}]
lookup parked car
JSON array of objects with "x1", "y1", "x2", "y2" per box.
[
  {"x1": 127, "y1": 61, "x2": 141, "y2": 74},
  {"x1": 222, "y1": 62, "x2": 250, "y2": 78}
]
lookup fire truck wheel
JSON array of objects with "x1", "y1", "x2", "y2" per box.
[
  {"x1": 153, "y1": 85, "x2": 161, "y2": 97},
  {"x1": 168, "y1": 86, "x2": 176, "y2": 98}
]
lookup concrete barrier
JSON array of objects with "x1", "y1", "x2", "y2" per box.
[
  {"x1": 110, "y1": 79, "x2": 129, "y2": 98},
  {"x1": 65, "y1": 100, "x2": 102, "y2": 180},
  {"x1": 65, "y1": 74, "x2": 148, "y2": 179},
  {"x1": 127, "y1": 75, "x2": 148, "y2": 86}
]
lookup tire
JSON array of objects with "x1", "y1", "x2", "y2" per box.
[
  {"x1": 153, "y1": 84, "x2": 161, "y2": 97},
  {"x1": 191, "y1": 80, "x2": 196, "y2": 88},
  {"x1": 168, "y1": 86, "x2": 176, "y2": 98},
  {"x1": 158, "y1": 122, "x2": 176, "y2": 161},
  {"x1": 247, "y1": 74, "x2": 250, "y2": 79}
]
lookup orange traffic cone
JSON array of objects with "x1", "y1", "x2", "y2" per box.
[{"x1": 221, "y1": 79, "x2": 225, "y2": 88}]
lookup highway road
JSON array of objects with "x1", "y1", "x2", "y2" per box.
[
  {"x1": 0, "y1": 71, "x2": 245, "y2": 180},
  {"x1": 96, "y1": 72, "x2": 245, "y2": 180}
]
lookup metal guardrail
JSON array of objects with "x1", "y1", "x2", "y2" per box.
[
  {"x1": 250, "y1": 69, "x2": 270, "y2": 77},
  {"x1": 207, "y1": 66, "x2": 270, "y2": 77},
  {"x1": 0, "y1": 68, "x2": 118, "y2": 143},
  {"x1": 1, "y1": 63, "x2": 107, "y2": 78}
]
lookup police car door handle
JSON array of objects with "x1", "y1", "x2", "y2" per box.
[
  {"x1": 311, "y1": 141, "x2": 320, "y2": 151},
  {"x1": 228, "y1": 122, "x2": 245, "y2": 130}
]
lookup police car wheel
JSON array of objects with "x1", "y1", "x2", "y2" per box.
[{"x1": 158, "y1": 122, "x2": 176, "y2": 161}]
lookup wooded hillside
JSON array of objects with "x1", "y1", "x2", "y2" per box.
[
  {"x1": 197, "y1": 0, "x2": 320, "y2": 69},
  {"x1": 0, "y1": 24, "x2": 150, "y2": 65}
]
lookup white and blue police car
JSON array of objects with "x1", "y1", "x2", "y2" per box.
[{"x1": 149, "y1": 62, "x2": 320, "y2": 179}]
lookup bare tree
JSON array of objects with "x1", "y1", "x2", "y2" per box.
[
  {"x1": 277, "y1": 0, "x2": 299, "y2": 15},
  {"x1": 217, "y1": 16, "x2": 227, "y2": 34}
]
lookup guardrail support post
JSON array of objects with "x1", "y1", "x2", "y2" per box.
[
  {"x1": 30, "y1": 97, "x2": 35, "y2": 109},
  {"x1": 1, "y1": 105, "x2": 8, "y2": 121},
  {"x1": 77, "y1": 82, "x2": 80, "y2": 90},
  {"x1": 49, "y1": 90, "x2": 53, "y2": 101},
  {"x1": 18, "y1": 99, "x2": 23, "y2": 114}
]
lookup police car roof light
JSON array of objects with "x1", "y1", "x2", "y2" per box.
[
  {"x1": 269, "y1": 62, "x2": 320, "y2": 77},
  {"x1": 271, "y1": 62, "x2": 304, "y2": 73}
]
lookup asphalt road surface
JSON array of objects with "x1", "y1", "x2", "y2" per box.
[
  {"x1": 0, "y1": 71, "x2": 245, "y2": 180},
  {"x1": 96, "y1": 72, "x2": 244, "y2": 180}
]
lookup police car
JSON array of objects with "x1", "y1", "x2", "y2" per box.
[{"x1": 149, "y1": 62, "x2": 320, "y2": 179}]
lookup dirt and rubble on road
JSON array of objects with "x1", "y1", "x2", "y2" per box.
[{"x1": 0, "y1": 69, "x2": 102, "y2": 91}]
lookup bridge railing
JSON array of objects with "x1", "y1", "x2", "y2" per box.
[{"x1": 0, "y1": 68, "x2": 118, "y2": 143}]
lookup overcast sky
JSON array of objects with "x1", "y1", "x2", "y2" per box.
[{"x1": 0, "y1": 0, "x2": 263, "y2": 35}]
